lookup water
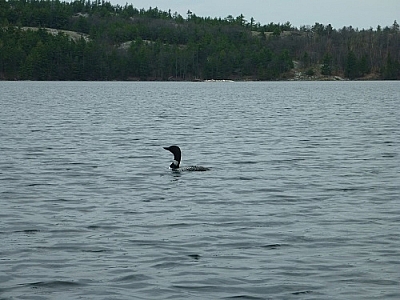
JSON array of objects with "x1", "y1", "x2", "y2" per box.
[{"x1": 0, "y1": 81, "x2": 399, "y2": 300}]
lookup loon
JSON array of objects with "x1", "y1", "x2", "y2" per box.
[{"x1": 163, "y1": 145, "x2": 210, "y2": 171}]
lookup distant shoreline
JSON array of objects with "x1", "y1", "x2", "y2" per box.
[
  {"x1": 2, "y1": 1, "x2": 399, "y2": 81},
  {"x1": 1, "y1": 78, "x2": 393, "y2": 82}
]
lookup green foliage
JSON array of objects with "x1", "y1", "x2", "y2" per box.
[
  {"x1": 301, "y1": 52, "x2": 311, "y2": 68},
  {"x1": 305, "y1": 68, "x2": 315, "y2": 76},
  {"x1": 321, "y1": 53, "x2": 332, "y2": 75},
  {"x1": 344, "y1": 51, "x2": 371, "y2": 79},
  {"x1": 0, "y1": 1, "x2": 399, "y2": 80},
  {"x1": 345, "y1": 51, "x2": 359, "y2": 79},
  {"x1": 382, "y1": 53, "x2": 400, "y2": 80}
]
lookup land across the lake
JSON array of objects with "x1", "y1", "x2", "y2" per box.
[{"x1": 1, "y1": 1, "x2": 399, "y2": 81}]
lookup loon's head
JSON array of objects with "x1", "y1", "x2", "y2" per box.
[{"x1": 163, "y1": 145, "x2": 181, "y2": 169}]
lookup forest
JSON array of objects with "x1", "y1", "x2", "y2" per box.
[{"x1": 0, "y1": 0, "x2": 399, "y2": 81}]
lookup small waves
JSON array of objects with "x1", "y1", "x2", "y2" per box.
[{"x1": 0, "y1": 81, "x2": 399, "y2": 300}]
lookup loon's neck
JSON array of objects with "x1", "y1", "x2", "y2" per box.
[{"x1": 169, "y1": 160, "x2": 180, "y2": 169}]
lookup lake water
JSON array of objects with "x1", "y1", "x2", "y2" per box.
[{"x1": 0, "y1": 81, "x2": 399, "y2": 300}]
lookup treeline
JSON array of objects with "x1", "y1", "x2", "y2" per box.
[{"x1": 0, "y1": 0, "x2": 399, "y2": 80}]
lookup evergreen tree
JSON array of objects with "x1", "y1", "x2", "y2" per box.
[
  {"x1": 383, "y1": 53, "x2": 400, "y2": 80},
  {"x1": 321, "y1": 53, "x2": 333, "y2": 75},
  {"x1": 345, "y1": 50, "x2": 359, "y2": 79}
]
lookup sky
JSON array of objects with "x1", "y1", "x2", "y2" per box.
[{"x1": 107, "y1": 0, "x2": 399, "y2": 30}]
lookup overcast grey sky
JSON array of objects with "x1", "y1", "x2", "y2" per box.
[{"x1": 108, "y1": 0, "x2": 399, "y2": 29}]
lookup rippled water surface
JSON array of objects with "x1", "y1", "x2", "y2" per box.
[{"x1": 1, "y1": 81, "x2": 399, "y2": 299}]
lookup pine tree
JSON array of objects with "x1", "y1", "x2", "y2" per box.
[
  {"x1": 321, "y1": 53, "x2": 332, "y2": 75},
  {"x1": 345, "y1": 50, "x2": 359, "y2": 79}
]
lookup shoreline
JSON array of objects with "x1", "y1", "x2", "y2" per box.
[{"x1": 1, "y1": 78, "x2": 395, "y2": 82}]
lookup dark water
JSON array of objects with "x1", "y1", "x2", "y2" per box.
[{"x1": 0, "y1": 81, "x2": 399, "y2": 299}]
